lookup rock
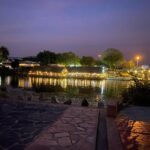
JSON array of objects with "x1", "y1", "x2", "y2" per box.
[
  {"x1": 18, "y1": 95, "x2": 24, "y2": 101},
  {"x1": 51, "y1": 96, "x2": 58, "y2": 104},
  {"x1": 39, "y1": 93, "x2": 43, "y2": 101},
  {"x1": 27, "y1": 96, "x2": 32, "y2": 101},
  {"x1": 81, "y1": 98, "x2": 89, "y2": 107},
  {"x1": 64, "y1": 99, "x2": 72, "y2": 105}
]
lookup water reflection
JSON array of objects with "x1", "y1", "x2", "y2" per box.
[
  {"x1": 19, "y1": 77, "x2": 104, "y2": 89},
  {"x1": 2, "y1": 76, "x2": 132, "y2": 100}
]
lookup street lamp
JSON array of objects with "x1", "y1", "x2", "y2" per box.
[{"x1": 135, "y1": 55, "x2": 141, "y2": 67}]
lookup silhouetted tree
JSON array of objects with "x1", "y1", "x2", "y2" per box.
[
  {"x1": 101, "y1": 48, "x2": 124, "y2": 69},
  {"x1": 56, "y1": 52, "x2": 80, "y2": 66},
  {"x1": 80, "y1": 56, "x2": 95, "y2": 66},
  {"x1": 23, "y1": 56, "x2": 38, "y2": 61},
  {"x1": 11, "y1": 59, "x2": 19, "y2": 70},
  {"x1": 0, "y1": 46, "x2": 9, "y2": 62},
  {"x1": 37, "y1": 50, "x2": 56, "y2": 65}
]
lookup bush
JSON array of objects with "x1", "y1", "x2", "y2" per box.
[{"x1": 122, "y1": 79, "x2": 150, "y2": 106}]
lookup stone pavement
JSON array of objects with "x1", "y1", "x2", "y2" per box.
[
  {"x1": 3, "y1": 95, "x2": 150, "y2": 150},
  {"x1": 116, "y1": 106, "x2": 150, "y2": 150},
  {"x1": 118, "y1": 106, "x2": 150, "y2": 122},
  {"x1": 0, "y1": 100, "x2": 67, "y2": 150},
  {"x1": 26, "y1": 106, "x2": 99, "y2": 150},
  {"x1": 0, "y1": 99, "x2": 99, "y2": 150}
]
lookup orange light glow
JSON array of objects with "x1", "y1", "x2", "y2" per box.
[
  {"x1": 136, "y1": 56, "x2": 140, "y2": 60},
  {"x1": 135, "y1": 55, "x2": 142, "y2": 67}
]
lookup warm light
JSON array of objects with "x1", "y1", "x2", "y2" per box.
[
  {"x1": 134, "y1": 70, "x2": 137, "y2": 73},
  {"x1": 136, "y1": 56, "x2": 140, "y2": 60},
  {"x1": 135, "y1": 55, "x2": 142, "y2": 67}
]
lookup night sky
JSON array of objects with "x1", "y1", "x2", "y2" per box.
[{"x1": 0, "y1": 0, "x2": 150, "y2": 64}]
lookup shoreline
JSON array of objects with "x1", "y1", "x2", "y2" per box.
[{"x1": 0, "y1": 86, "x2": 99, "y2": 108}]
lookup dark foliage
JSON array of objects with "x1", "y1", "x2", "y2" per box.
[
  {"x1": 122, "y1": 79, "x2": 150, "y2": 106},
  {"x1": 0, "y1": 67, "x2": 14, "y2": 76},
  {"x1": 11, "y1": 59, "x2": 19, "y2": 69},
  {"x1": 101, "y1": 48, "x2": 124, "y2": 69},
  {"x1": 0, "y1": 46, "x2": 9, "y2": 62},
  {"x1": 37, "y1": 50, "x2": 56, "y2": 65},
  {"x1": 80, "y1": 56, "x2": 95, "y2": 66}
]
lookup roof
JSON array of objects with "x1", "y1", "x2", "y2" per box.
[
  {"x1": 67, "y1": 67, "x2": 101, "y2": 73},
  {"x1": 31, "y1": 66, "x2": 101, "y2": 73},
  {"x1": 31, "y1": 66, "x2": 66, "y2": 73}
]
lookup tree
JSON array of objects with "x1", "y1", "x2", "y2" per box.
[
  {"x1": 37, "y1": 50, "x2": 56, "y2": 65},
  {"x1": 95, "y1": 59, "x2": 103, "y2": 66},
  {"x1": 0, "y1": 46, "x2": 9, "y2": 62},
  {"x1": 23, "y1": 56, "x2": 38, "y2": 62},
  {"x1": 80, "y1": 56, "x2": 95, "y2": 66},
  {"x1": 56, "y1": 52, "x2": 80, "y2": 66},
  {"x1": 101, "y1": 48, "x2": 124, "y2": 69}
]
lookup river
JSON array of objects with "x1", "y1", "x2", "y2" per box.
[{"x1": 0, "y1": 76, "x2": 133, "y2": 103}]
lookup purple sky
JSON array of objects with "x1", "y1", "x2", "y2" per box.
[{"x1": 0, "y1": 0, "x2": 150, "y2": 64}]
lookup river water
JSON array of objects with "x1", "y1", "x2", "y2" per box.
[{"x1": 0, "y1": 76, "x2": 133, "y2": 103}]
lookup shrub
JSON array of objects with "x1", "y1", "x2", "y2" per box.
[{"x1": 122, "y1": 79, "x2": 150, "y2": 106}]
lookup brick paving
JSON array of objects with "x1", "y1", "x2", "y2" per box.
[{"x1": 26, "y1": 107, "x2": 99, "y2": 150}]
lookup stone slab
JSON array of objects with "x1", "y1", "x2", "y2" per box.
[{"x1": 26, "y1": 106, "x2": 99, "y2": 150}]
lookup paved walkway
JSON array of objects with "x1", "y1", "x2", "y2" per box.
[
  {"x1": 116, "y1": 106, "x2": 150, "y2": 150},
  {"x1": 96, "y1": 105, "x2": 150, "y2": 150},
  {"x1": 0, "y1": 99, "x2": 99, "y2": 150},
  {"x1": 2, "y1": 97, "x2": 150, "y2": 150},
  {"x1": 0, "y1": 100, "x2": 67, "y2": 150},
  {"x1": 26, "y1": 107, "x2": 99, "y2": 150}
]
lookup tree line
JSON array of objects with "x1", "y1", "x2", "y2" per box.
[{"x1": 0, "y1": 46, "x2": 135, "y2": 69}]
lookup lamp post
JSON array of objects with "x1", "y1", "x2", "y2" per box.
[{"x1": 135, "y1": 55, "x2": 141, "y2": 67}]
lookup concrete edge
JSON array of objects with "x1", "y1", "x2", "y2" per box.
[{"x1": 106, "y1": 117, "x2": 123, "y2": 150}]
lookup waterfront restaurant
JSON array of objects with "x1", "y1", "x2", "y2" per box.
[
  {"x1": 28, "y1": 66, "x2": 68, "y2": 77},
  {"x1": 67, "y1": 67, "x2": 107, "y2": 79},
  {"x1": 28, "y1": 66, "x2": 107, "y2": 79}
]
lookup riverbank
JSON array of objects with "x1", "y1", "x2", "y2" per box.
[{"x1": 0, "y1": 86, "x2": 99, "y2": 107}]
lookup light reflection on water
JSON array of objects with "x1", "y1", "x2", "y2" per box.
[
  {"x1": 19, "y1": 77, "x2": 104, "y2": 89},
  {"x1": 1, "y1": 76, "x2": 132, "y2": 101}
]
